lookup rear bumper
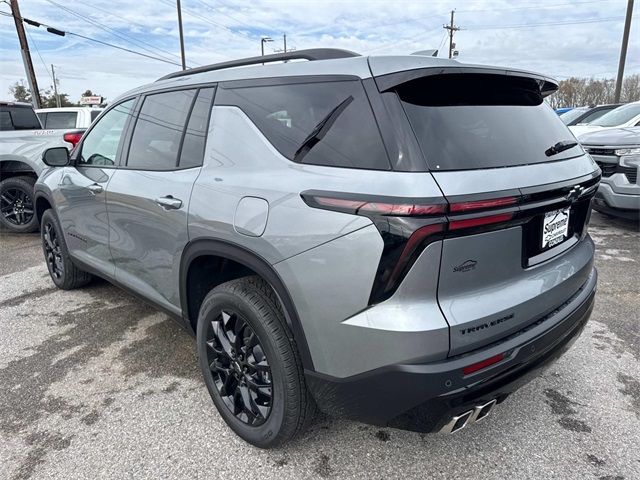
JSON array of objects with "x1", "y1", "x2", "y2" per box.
[{"x1": 306, "y1": 267, "x2": 597, "y2": 432}]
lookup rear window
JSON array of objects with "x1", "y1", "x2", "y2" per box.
[
  {"x1": 0, "y1": 106, "x2": 41, "y2": 130},
  {"x1": 43, "y1": 112, "x2": 77, "y2": 129},
  {"x1": 397, "y1": 74, "x2": 582, "y2": 171},
  {"x1": 216, "y1": 80, "x2": 390, "y2": 170}
]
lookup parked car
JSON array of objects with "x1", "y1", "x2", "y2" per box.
[
  {"x1": 36, "y1": 107, "x2": 103, "y2": 130},
  {"x1": 0, "y1": 101, "x2": 75, "y2": 232},
  {"x1": 570, "y1": 101, "x2": 640, "y2": 138},
  {"x1": 560, "y1": 104, "x2": 621, "y2": 126},
  {"x1": 581, "y1": 127, "x2": 640, "y2": 219},
  {"x1": 35, "y1": 49, "x2": 598, "y2": 448},
  {"x1": 555, "y1": 107, "x2": 573, "y2": 115}
]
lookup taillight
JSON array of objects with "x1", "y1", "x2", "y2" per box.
[
  {"x1": 301, "y1": 191, "x2": 519, "y2": 304},
  {"x1": 63, "y1": 131, "x2": 83, "y2": 148}
]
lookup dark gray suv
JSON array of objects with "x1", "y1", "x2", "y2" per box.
[{"x1": 35, "y1": 49, "x2": 599, "y2": 447}]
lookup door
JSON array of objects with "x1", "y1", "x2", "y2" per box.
[
  {"x1": 55, "y1": 98, "x2": 136, "y2": 276},
  {"x1": 106, "y1": 87, "x2": 215, "y2": 313}
]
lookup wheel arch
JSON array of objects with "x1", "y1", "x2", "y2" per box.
[
  {"x1": 180, "y1": 238, "x2": 315, "y2": 371},
  {"x1": 33, "y1": 190, "x2": 54, "y2": 226},
  {"x1": 0, "y1": 159, "x2": 37, "y2": 180}
]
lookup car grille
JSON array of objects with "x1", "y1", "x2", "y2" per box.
[
  {"x1": 595, "y1": 161, "x2": 638, "y2": 184},
  {"x1": 586, "y1": 147, "x2": 615, "y2": 156}
]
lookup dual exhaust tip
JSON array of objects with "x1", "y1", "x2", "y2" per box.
[{"x1": 440, "y1": 399, "x2": 497, "y2": 434}]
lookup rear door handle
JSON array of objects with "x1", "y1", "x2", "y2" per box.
[
  {"x1": 87, "y1": 183, "x2": 103, "y2": 194},
  {"x1": 154, "y1": 195, "x2": 183, "y2": 210}
]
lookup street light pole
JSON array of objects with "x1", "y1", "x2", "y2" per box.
[
  {"x1": 176, "y1": 0, "x2": 186, "y2": 70},
  {"x1": 261, "y1": 37, "x2": 273, "y2": 64},
  {"x1": 614, "y1": 0, "x2": 634, "y2": 102}
]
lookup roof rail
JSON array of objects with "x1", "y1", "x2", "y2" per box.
[{"x1": 157, "y1": 48, "x2": 361, "y2": 81}]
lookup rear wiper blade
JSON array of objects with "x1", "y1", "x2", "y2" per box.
[
  {"x1": 545, "y1": 140, "x2": 578, "y2": 157},
  {"x1": 293, "y1": 95, "x2": 354, "y2": 163}
]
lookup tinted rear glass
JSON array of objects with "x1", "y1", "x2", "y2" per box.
[
  {"x1": 90, "y1": 110, "x2": 102, "y2": 121},
  {"x1": 44, "y1": 112, "x2": 77, "y2": 129},
  {"x1": 398, "y1": 74, "x2": 582, "y2": 171},
  {"x1": 0, "y1": 106, "x2": 41, "y2": 130},
  {"x1": 216, "y1": 80, "x2": 390, "y2": 170}
]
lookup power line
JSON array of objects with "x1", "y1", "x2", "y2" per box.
[
  {"x1": 43, "y1": 0, "x2": 182, "y2": 65},
  {"x1": 68, "y1": 0, "x2": 196, "y2": 65},
  {"x1": 466, "y1": 16, "x2": 625, "y2": 30},
  {"x1": 24, "y1": 26, "x2": 54, "y2": 85},
  {"x1": 16, "y1": 15, "x2": 183, "y2": 67}
]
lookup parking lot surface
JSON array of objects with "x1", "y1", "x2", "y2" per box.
[{"x1": 0, "y1": 212, "x2": 638, "y2": 480}]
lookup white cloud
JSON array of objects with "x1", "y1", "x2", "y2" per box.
[{"x1": 0, "y1": 0, "x2": 637, "y2": 103}]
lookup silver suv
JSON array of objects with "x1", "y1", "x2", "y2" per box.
[{"x1": 35, "y1": 49, "x2": 599, "y2": 448}]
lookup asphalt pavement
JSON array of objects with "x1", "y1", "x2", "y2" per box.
[{"x1": 0, "y1": 211, "x2": 638, "y2": 480}]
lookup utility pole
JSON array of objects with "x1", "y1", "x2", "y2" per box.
[
  {"x1": 51, "y1": 64, "x2": 60, "y2": 107},
  {"x1": 9, "y1": 0, "x2": 41, "y2": 108},
  {"x1": 283, "y1": 34, "x2": 287, "y2": 53},
  {"x1": 614, "y1": 0, "x2": 634, "y2": 102},
  {"x1": 444, "y1": 10, "x2": 461, "y2": 59},
  {"x1": 176, "y1": 0, "x2": 186, "y2": 70}
]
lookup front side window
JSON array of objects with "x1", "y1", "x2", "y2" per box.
[
  {"x1": 44, "y1": 112, "x2": 77, "y2": 129},
  {"x1": 216, "y1": 80, "x2": 390, "y2": 170},
  {"x1": 79, "y1": 99, "x2": 135, "y2": 166},
  {"x1": 127, "y1": 89, "x2": 196, "y2": 170}
]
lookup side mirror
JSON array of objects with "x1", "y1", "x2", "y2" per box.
[{"x1": 42, "y1": 147, "x2": 70, "y2": 167}]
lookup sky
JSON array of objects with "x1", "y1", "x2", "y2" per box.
[{"x1": 1, "y1": 0, "x2": 638, "y2": 103}]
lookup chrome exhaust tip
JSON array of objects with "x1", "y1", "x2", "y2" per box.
[
  {"x1": 440, "y1": 399, "x2": 498, "y2": 434},
  {"x1": 440, "y1": 409, "x2": 474, "y2": 434},
  {"x1": 470, "y1": 399, "x2": 497, "y2": 423}
]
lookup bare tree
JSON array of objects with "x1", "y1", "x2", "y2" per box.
[{"x1": 548, "y1": 74, "x2": 640, "y2": 108}]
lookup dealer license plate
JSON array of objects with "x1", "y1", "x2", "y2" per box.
[{"x1": 542, "y1": 208, "x2": 570, "y2": 249}]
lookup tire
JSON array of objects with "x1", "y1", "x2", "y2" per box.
[
  {"x1": 0, "y1": 176, "x2": 38, "y2": 233},
  {"x1": 196, "y1": 276, "x2": 316, "y2": 448},
  {"x1": 40, "y1": 209, "x2": 92, "y2": 290}
]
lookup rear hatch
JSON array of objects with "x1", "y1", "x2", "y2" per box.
[{"x1": 384, "y1": 69, "x2": 599, "y2": 356}]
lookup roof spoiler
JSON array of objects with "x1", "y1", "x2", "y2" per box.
[
  {"x1": 157, "y1": 48, "x2": 361, "y2": 82},
  {"x1": 374, "y1": 66, "x2": 558, "y2": 97}
]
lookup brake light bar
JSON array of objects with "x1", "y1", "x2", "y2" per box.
[
  {"x1": 450, "y1": 196, "x2": 517, "y2": 212},
  {"x1": 462, "y1": 353, "x2": 505, "y2": 375},
  {"x1": 449, "y1": 213, "x2": 514, "y2": 230}
]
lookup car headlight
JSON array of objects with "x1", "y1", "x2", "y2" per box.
[{"x1": 615, "y1": 147, "x2": 640, "y2": 156}]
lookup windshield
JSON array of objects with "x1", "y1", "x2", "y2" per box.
[
  {"x1": 560, "y1": 107, "x2": 588, "y2": 124},
  {"x1": 398, "y1": 74, "x2": 581, "y2": 171},
  {"x1": 591, "y1": 103, "x2": 640, "y2": 127}
]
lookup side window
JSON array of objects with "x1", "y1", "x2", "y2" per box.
[
  {"x1": 179, "y1": 87, "x2": 215, "y2": 168},
  {"x1": 215, "y1": 80, "x2": 390, "y2": 170},
  {"x1": 90, "y1": 110, "x2": 102, "y2": 122},
  {"x1": 0, "y1": 111, "x2": 13, "y2": 130},
  {"x1": 45, "y1": 112, "x2": 77, "y2": 129},
  {"x1": 127, "y1": 89, "x2": 196, "y2": 170},
  {"x1": 79, "y1": 99, "x2": 135, "y2": 166},
  {"x1": 36, "y1": 112, "x2": 47, "y2": 128}
]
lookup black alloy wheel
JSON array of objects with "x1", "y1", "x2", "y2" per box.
[
  {"x1": 205, "y1": 308, "x2": 273, "y2": 426},
  {"x1": 0, "y1": 186, "x2": 34, "y2": 227},
  {"x1": 42, "y1": 220, "x2": 64, "y2": 280}
]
